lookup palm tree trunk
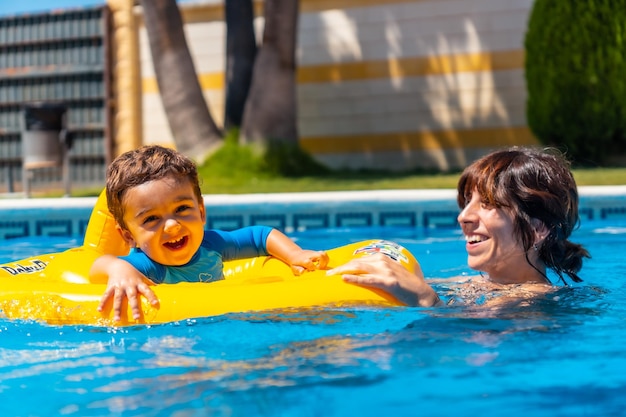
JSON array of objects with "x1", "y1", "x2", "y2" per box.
[
  {"x1": 240, "y1": 0, "x2": 299, "y2": 146},
  {"x1": 224, "y1": 0, "x2": 257, "y2": 131},
  {"x1": 140, "y1": 0, "x2": 222, "y2": 158}
]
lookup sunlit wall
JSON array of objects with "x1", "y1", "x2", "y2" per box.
[{"x1": 135, "y1": 0, "x2": 536, "y2": 171}]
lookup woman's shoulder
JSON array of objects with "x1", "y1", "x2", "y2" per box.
[{"x1": 437, "y1": 275, "x2": 555, "y2": 307}]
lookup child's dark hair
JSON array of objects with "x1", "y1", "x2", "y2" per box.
[{"x1": 106, "y1": 145, "x2": 202, "y2": 229}]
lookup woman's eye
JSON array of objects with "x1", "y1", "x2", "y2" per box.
[{"x1": 480, "y1": 201, "x2": 495, "y2": 210}]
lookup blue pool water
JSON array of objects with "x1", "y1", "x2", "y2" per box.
[{"x1": 1, "y1": 221, "x2": 625, "y2": 417}]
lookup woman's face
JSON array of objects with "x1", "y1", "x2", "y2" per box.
[{"x1": 457, "y1": 190, "x2": 537, "y2": 283}]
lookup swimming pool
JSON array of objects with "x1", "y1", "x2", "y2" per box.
[{"x1": 1, "y1": 216, "x2": 625, "y2": 416}]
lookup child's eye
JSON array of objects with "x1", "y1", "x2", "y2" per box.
[
  {"x1": 176, "y1": 204, "x2": 192, "y2": 213},
  {"x1": 142, "y1": 215, "x2": 158, "y2": 225}
]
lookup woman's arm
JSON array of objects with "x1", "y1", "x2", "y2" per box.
[{"x1": 326, "y1": 253, "x2": 442, "y2": 307}]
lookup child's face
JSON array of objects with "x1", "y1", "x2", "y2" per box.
[{"x1": 118, "y1": 176, "x2": 206, "y2": 266}]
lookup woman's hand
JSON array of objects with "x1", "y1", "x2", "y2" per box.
[{"x1": 326, "y1": 253, "x2": 441, "y2": 307}]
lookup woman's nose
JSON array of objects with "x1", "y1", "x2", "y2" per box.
[
  {"x1": 457, "y1": 208, "x2": 468, "y2": 225},
  {"x1": 458, "y1": 197, "x2": 478, "y2": 224}
]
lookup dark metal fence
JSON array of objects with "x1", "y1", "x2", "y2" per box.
[{"x1": 0, "y1": 5, "x2": 111, "y2": 194}]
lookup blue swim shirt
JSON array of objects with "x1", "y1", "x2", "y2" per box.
[{"x1": 119, "y1": 226, "x2": 273, "y2": 284}]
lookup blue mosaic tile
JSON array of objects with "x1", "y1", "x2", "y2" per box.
[
  {"x1": 600, "y1": 207, "x2": 626, "y2": 220},
  {"x1": 0, "y1": 221, "x2": 29, "y2": 239},
  {"x1": 293, "y1": 213, "x2": 329, "y2": 230},
  {"x1": 423, "y1": 211, "x2": 459, "y2": 228},
  {"x1": 336, "y1": 213, "x2": 372, "y2": 228},
  {"x1": 0, "y1": 193, "x2": 624, "y2": 239},
  {"x1": 579, "y1": 207, "x2": 594, "y2": 220},
  {"x1": 380, "y1": 212, "x2": 416, "y2": 227},
  {"x1": 250, "y1": 214, "x2": 286, "y2": 231},
  {"x1": 78, "y1": 219, "x2": 90, "y2": 237},
  {"x1": 36, "y1": 219, "x2": 73, "y2": 237},
  {"x1": 207, "y1": 215, "x2": 244, "y2": 231}
]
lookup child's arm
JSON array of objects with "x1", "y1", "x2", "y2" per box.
[
  {"x1": 264, "y1": 229, "x2": 329, "y2": 275},
  {"x1": 90, "y1": 254, "x2": 160, "y2": 321}
]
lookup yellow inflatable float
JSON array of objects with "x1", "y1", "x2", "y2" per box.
[{"x1": 0, "y1": 192, "x2": 417, "y2": 326}]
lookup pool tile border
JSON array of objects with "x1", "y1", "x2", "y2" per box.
[{"x1": 1, "y1": 186, "x2": 626, "y2": 239}]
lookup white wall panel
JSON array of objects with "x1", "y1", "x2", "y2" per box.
[
  {"x1": 138, "y1": 0, "x2": 535, "y2": 170},
  {"x1": 298, "y1": 4, "x2": 530, "y2": 65},
  {"x1": 185, "y1": 21, "x2": 225, "y2": 73}
]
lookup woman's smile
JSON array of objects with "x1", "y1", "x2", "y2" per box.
[
  {"x1": 465, "y1": 234, "x2": 489, "y2": 245},
  {"x1": 458, "y1": 191, "x2": 531, "y2": 282}
]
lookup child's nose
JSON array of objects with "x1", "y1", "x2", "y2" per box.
[{"x1": 163, "y1": 218, "x2": 181, "y2": 233}]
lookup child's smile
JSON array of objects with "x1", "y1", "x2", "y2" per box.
[
  {"x1": 119, "y1": 176, "x2": 206, "y2": 266},
  {"x1": 164, "y1": 235, "x2": 188, "y2": 250}
]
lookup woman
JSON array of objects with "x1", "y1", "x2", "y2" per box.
[{"x1": 326, "y1": 147, "x2": 591, "y2": 307}]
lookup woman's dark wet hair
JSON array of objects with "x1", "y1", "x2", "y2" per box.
[{"x1": 456, "y1": 147, "x2": 590, "y2": 284}]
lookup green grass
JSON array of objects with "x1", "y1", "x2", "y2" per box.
[
  {"x1": 19, "y1": 146, "x2": 626, "y2": 198},
  {"x1": 570, "y1": 168, "x2": 626, "y2": 186},
  {"x1": 194, "y1": 138, "x2": 626, "y2": 194},
  {"x1": 20, "y1": 166, "x2": 626, "y2": 198},
  {"x1": 195, "y1": 136, "x2": 464, "y2": 193},
  {"x1": 195, "y1": 168, "x2": 626, "y2": 195},
  {"x1": 198, "y1": 171, "x2": 461, "y2": 194}
]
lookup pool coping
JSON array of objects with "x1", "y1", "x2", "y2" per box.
[
  {"x1": 2, "y1": 185, "x2": 625, "y2": 206},
  {"x1": 1, "y1": 185, "x2": 626, "y2": 238}
]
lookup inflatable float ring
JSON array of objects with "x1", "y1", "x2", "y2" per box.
[{"x1": 0, "y1": 191, "x2": 419, "y2": 326}]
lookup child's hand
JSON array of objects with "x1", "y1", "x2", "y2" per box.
[
  {"x1": 97, "y1": 259, "x2": 160, "y2": 322},
  {"x1": 288, "y1": 249, "x2": 329, "y2": 276}
]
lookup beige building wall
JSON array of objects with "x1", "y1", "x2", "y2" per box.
[
  {"x1": 136, "y1": 0, "x2": 537, "y2": 171},
  {"x1": 139, "y1": 1, "x2": 227, "y2": 149}
]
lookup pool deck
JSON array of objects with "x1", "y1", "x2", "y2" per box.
[{"x1": 1, "y1": 185, "x2": 626, "y2": 239}]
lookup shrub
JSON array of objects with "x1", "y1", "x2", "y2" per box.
[
  {"x1": 525, "y1": 0, "x2": 626, "y2": 165},
  {"x1": 200, "y1": 128, "x2": 328, "y2": 180}
]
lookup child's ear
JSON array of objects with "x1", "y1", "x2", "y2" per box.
[
  {"x1": 116, "y1": 224, "x2": 136, "y2": 247},
  {"x1": 199, "y1": 197, "x2": 206, "y2": 224}
]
